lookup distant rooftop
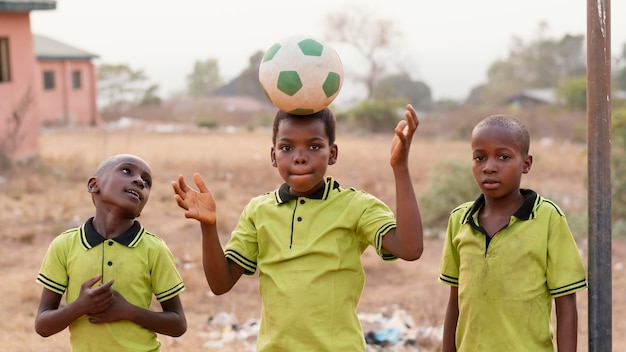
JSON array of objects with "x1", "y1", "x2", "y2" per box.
[
  {"x1": 34, "y1": 34, "x2": 99, "y2": 60},
  {"x1": 0, "y1": 0, "x2": 56, "y2": 11}
]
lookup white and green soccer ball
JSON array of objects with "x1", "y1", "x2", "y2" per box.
[{"x1": 259, "y1": 35, "x2": 344, "y2": 115}]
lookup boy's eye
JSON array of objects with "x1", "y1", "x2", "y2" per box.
[
  {"x1": 473, "y1": 155, "x2": 484, "y2": 161},
  {"x1": 499, "y1": 155, "x2": 511, "y2": 160},
  {"x1": 122, "y1": 168, "x2": 131, "y2": 174},
  {"x1": 142, "y1": 178, "x2": 152, "y2": 187},
  {"x1": 310, "y1": 144, "x2": 320, "y2": 150},
  {"x1": 279, "y1": 145, "x2": 292, "y2": 152}
]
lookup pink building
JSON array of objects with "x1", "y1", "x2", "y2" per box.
[
  {"x1": 0, "y1": 0, "x2": 99, "y2": 163},
  {"x1": 34, "y1": 34, "x2": 100, "y2": 127}
]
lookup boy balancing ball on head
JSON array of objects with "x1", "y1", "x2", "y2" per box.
[
  {"x1": 439, "y1": 115, "x2": 587, "y2": 352},
  {"x1": 173, "y1": 105, "x2": 424, "y2": 351},
  {"x1": 35, "y1": 154, "x2": 187, "y2": 352}
]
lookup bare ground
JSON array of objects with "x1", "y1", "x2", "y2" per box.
[{"x1": 1, "y1": 127, "x2": 623, "y2": 351}]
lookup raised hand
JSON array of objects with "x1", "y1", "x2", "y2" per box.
[
  {"x1": 172, "y1": 173, "x2": 217, "y2": 225},
  {"x1": 390, "y1": 104, "x2": 419, "y2": 168},
  {"x1": 75, "y1": 275, "x2": 114, "y2": 315}
]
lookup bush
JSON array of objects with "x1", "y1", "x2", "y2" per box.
[
  {"x1": 419, "y1": 159, "x2": 479, "y2": 233},
  {"x1": 343, "y1": 99, "x2": 405, "y2": 133}
]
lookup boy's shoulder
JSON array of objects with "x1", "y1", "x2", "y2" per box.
[{"x1": 450, "y1": 200, "x2": 476, "y2": 217}]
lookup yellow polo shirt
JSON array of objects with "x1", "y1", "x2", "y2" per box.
[
  {"x1": 36, "y1": 218, "x2": 185, "y2": 352},
  {"x1": 225, "y1": 176, "x2": 397, "y2": 351},
  {"x1": 439, "y1": 190, "x2": 587, "y2": 351}
]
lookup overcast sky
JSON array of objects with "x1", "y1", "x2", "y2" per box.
[{"x1": 30, "y1": 0, "x2": 625, "y2": 103}]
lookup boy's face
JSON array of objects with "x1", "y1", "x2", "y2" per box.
[
  {"x1": 89, "y1": 155, "x2": 152, "y2": 219},
  {"x1": 271, "y1": 117, "x2": 338, "y2": 197},
  {"x1": 470, "y1": 125, "x2": 532, "y2": 200}
]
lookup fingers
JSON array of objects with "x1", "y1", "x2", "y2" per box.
[
  {"x1": 193, "y1": 172, "x2": 210, "y2": 193},
  {"x1": 83, "y1": 274, "x2": 103, "y2": 289},
  {"x1": 172, "y1": 174, "x2": 188, "y2": 195},
  {"x1": 174, "y1": 195, "x2": 189, "y2": 211},
  {"x1": 405, "y1": 104, "x2": 419, "y2": 129}
]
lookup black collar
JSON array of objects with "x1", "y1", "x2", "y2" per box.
[
  {"x1": 81, "y1": 217, "x2": 143, "y2": 249},
  {"x1": 462, "y1": 189, "x2": 538, "y2": 224},
  {"x1": 274, "y1": 176, "x2": 341, "y2": 204}
]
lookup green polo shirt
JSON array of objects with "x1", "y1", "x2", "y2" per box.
[
  {"x1": 36, "y1": 218, "x2": 185, "y2": 352},
  {"x1": 225, "y1": 176, "x2": 397, "y2": 351},
  {"x1": 439, "y1": 189, "x2": 587, "y2": 351}
]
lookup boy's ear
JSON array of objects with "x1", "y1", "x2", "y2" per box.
[
  {"x1": 328, "y1": 144, "x2": 338, "y2": 165},
  {"x1": 87, "y1": 177, "x2": 99, "y2": 193},
  {"x1": 270, "y1": 146, "x2": 277, "y2": 167},
  {"x1": 522, "y1": 154, "x2": 533, "y2": 174}
]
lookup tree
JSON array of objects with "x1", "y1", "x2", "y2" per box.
[
  {"x1": 324, "y1": 7, "x2": 402, "y2": 99},
  {"x1": 556, "y1": 77, "x2": 587, "y2": 110},
  {"x1": 372, "y1": 73, "x2": 433, "y2": 111},
  {"x1": 186, "y1": 58, "x2": 222, "y2": 97},
  {"x1": 478, "y1": 22, "x2": 586, "y2": 104},
  {"x1": 98, "y1": 64, "x2": 157, "y2": 109}
]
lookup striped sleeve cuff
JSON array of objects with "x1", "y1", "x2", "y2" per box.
[
  {"x1": 439, "y1": 274, "x2": 459, "y2": 286},
  {"x1": 36, "y1": 274, "x2": 66, "y2": 295},
  {"x1": 225, "y1": 249, "x2": 256, "y2": 275},
  {"x1": 550, "y1": 278, "x2": 587, "y2": 297},
  {"x1": 376, "y1": 222, "x2": 398, "y2": 261},
  {"x1": 156, "y1": 282, "x2": 185, "y2": 302}
]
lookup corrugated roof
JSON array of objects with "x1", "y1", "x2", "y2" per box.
[
  {"x1": 521, "y1": 88, "x2": 557, "y2": 104},
  {"x1": 0, "y1": 0, "x2": 56, "y2": 11},
  {"x1": 34, "y1": 34, "x2": 99, "y2": 60}
]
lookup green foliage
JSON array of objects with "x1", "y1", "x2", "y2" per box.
[
  {"x1": 478, "y1": 23, "x2": 586, "y2": 105},
  {"x1": 373, "y1": 73, "x2": 433, "y2": 111},
  {"x1": 186, "y1": 58, "x2": 222, "y2": 97},
  {"x1": 556, "y1": 76, "x2": 587, "y2": 110},
  {"x1": 140, "y1": 84, "x2": 162, "y2": 106},
  {"x1": 343, "y1": 99, "x2": 405, "y2": 133},
  {"x1": 419, "y1": 159, "x2": 478, "y2": 231},
  {"x1": 612, "y1": 106, "x2": 626, "y2": 223},
  {"x1": 195, "y1": 118, "x2": 218, "y2": 129}
]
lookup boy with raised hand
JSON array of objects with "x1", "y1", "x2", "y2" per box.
[
  {"x1": 35, "y1": 154, "x2": 186, "y2": 351},
  {"x1": 173, "y1": 105, "x2": 424, "y2": 351}
]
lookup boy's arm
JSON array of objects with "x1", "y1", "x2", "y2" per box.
[
  {"x1": 442, "y1": 286, "x2": 459, "y2": 352},
  {"x1": 382, "y1": 104, "x2": 424, "y2": 260},
  {"x1": 555, "y1": 293, "x2": 578, "y2": 351},
  {"x1": 172, "y1": 173, "x2": 244, "y2": 294},
  {"x1": 87, "y1": 292, "x2": 187, "y2": 337},
  {"x1": 35, "y1": 275, "x2": 114, "y2": 337}
]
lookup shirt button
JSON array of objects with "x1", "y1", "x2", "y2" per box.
[
  {"x1": 300, "y1": 199, "x2": 305, "y2": 204},
  {"x1": 107, "y1": 261, "x2": 113, "y2": 266},
  {"x1": 108, "y1": 241, "x2": 114, "y2": 246},
  {"x1": 297, "y1": 217, "x2": 302, "y2": 222}
]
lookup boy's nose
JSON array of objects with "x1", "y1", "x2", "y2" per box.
[
  {"x1": 293, "y1": 150, "x2": 307, "y2": 164},
  {"x1": 483, "y1": 160, "x2": 496, "y2": 173},
  {"x1": 132, "y1": 176, "x2": 145, "y2": 188}
]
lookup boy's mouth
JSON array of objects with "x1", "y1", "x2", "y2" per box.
[{"x1": 125, "y1": 189, "x2": 141, "y2": 200}]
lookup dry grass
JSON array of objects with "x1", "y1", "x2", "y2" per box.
[{"x1": 1, "y1": 126, "x2": 623, "y2": 351}]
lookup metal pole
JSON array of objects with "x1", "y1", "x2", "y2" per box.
[{"x1": 586, "y1": 0, "x2": 612, "y2": 351}]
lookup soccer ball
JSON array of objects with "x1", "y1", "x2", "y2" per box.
[{"x1": 258, "y1": 35, "x2": 344, "y2": 115}]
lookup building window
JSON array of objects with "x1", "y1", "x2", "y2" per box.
[
  {"x1": 0, "y1": 37, "x2": 10, "y2": 82},
  {"x1": 43, "y1": 71, "x2": 55, "y2": 90},
  {"x1": 71, "y1": 70, "x2": 81, "y2": 89}
]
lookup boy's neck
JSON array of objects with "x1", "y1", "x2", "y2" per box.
[{"x1": 92, "y1": 215, "x2": 136, "y2": 239}]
